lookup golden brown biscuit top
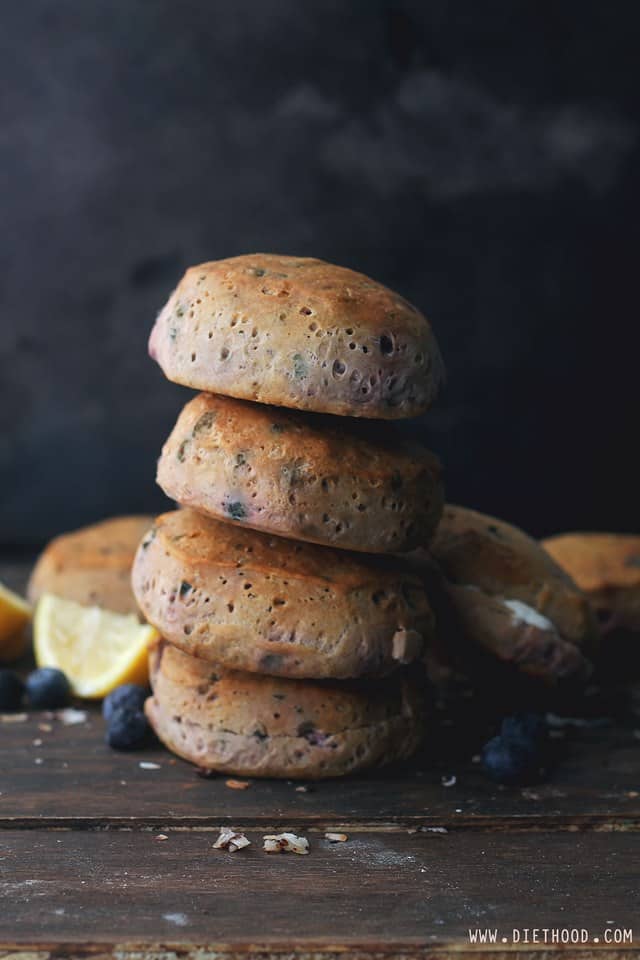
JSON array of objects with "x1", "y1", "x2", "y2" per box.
[
  {"x1": 40, "y1": 516, "x2": 153, "y2": 572},
  {"x1": 170, "y1": 391, "x2": 441, "y2": 487},
  {"x1": 144, "y1": 508, "x2": 424, "y2": 592},
  {"x1": 542, "y1": 533, "x2": 640, "y2": 593},
  {"x1": 430, "y1": 505, "x2": 573, "y2": 590},
  {"x1": 173, "y1": 253, "x2": 430, "y2": 336}
]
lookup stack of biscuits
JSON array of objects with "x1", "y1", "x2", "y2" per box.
[{"x1": 132, "y1": 254, "x2": 446, "y2": 779}]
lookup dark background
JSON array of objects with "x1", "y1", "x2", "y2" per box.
[{"x1": 1, "y1": 0, "x2": 638, "y2": 553}]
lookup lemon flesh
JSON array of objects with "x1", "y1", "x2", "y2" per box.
[
  {"x1": 34, "y1": 593, "x2": 157, "y2": 698},
  {"x1": 0, "y1": 582, "x2": 32, "y2": 663}
]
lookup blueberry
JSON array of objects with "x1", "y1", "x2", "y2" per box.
[
  {"x1": 501, "y1": 713, "x2": 547, "y2": 755},
  {"x1": 106, "y1": 705, "x2": 150, "y2": 751},
  {"x1": 103, "y1": 684, "x2": 148, "y2": 723},
  {"x1": 0, "y1": 670, "x2": 25, "y2": 712},
  {"x1": 481, "y1": 735, "x2": 539, "y2": 785},
  {"x1": 25, "y1": 668, "x2": 71, "y2": 709}
]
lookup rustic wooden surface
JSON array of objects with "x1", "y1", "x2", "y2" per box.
[{"x1": 1, "y1": 562, "x2": 638, "y2": 958}]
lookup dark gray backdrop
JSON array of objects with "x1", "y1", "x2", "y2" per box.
[{"x1": 1, "y1": 0, "x2": 638, "y2": 551}]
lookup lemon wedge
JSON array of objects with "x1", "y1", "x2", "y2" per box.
[
  {"x1": 0, "y1": 582, "x2": 32, "y2": 663},
  {"x1": 34, "y1": 593, "x2": 157, "y2": 698}
]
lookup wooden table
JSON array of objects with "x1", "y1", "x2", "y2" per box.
[{"x1": 1, "y1": 563, "x2": 638, "y2": 958}]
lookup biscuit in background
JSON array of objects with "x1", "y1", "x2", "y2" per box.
[
  {"x1": 28, "y1": 515, "x2": 153, "y2": 618},
  {"x1": 407, "y1": 505, "x2": 598, "y2": 694}
]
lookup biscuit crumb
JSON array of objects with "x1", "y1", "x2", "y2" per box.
[
  {"x1": 139, "y1": 761, "x2": 161, "y2": 770},
  {"x1": 391, "y1": 627, "x2": 423, "y2": 663},
  {"x1": 325, "y1": 832, "x2": 348, "y2": 842},
  {"x1": 154, "y1": 834, "x2": 169, "y2": 842},
  {"x1": 441, "y1": 774, "x2": 456, "y2": 787},
  {"x1": 1, "y1": 713, "x2": 28, "y2": 724},
  {"x1": 226, "y1": 779, "x2": 251, "y2": 790},
  {"x1": 213, "y1": 828, "x2": 250, "y2": 852},
  {"x1": 58, "y1": 707, "x2": 88, "y2": 726},
  {"x1": 295, "y1": 785, "x2": 308, "y2": 793},
  {"x1": 263, "y1": 832, "x2": 309, "y2": 855},
  {"x1": 38, "y1": 722, "x2": 53, "y2": 732}
]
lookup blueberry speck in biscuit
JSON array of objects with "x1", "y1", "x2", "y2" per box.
[
  {"x1": 0, "y1": 670, "x2": 25, "y2": 712},
  {"x1": 25, "y1": 668, "x2": 71, "y2": 710},
  {"x1": 106, "y1": 705, "x2": 151, "y2": 751},
  {"x1": 102, "y1": 683, "x2": 148, "y2": 723},
  {"x1": 224, "y1": 500, "x2": 247, "y2": 521},
  {"x1": 292, "y1": 354, "x2": 308, "y2": 379}
]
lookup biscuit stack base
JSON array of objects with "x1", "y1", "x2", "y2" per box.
[{"x1": 134, "y1": 254, "x2": 445, "y2": 778}]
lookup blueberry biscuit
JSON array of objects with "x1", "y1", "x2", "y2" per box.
[
  {"x1": 28, "y1": 516, "x2": 153, "y2": 617},
  {"x1": 149, "y1": 254, "x2": 444, "y2": 419},
  {"x1": 132, "y1": 508, "x2": 434, "y2": 679},
  {"x1": 157, "y1": 392, "x2": 444, "y2": 553},
  {"x1": 543, "y1": 533, "x2": 640, "y2": 632},
  {"x1": 145, "y1": 640, "x2": 424, "y2": 778},
  {"x1": 417, "y1": 505, "x2": 598, "y2": 685}
]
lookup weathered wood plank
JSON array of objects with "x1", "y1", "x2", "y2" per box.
[
  {"x1": 0, "y1": 708, "x2": 638, "y2": 829},
  {"x1": 0, "y1": 830, "x2": 637, "y2": 952}
]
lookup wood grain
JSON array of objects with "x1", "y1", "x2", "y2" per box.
[
  {"x1": 0, "y1": 830, "x2": 637, "y2": 950},
  {"x1": 0, "y1": 709, "x2": 639, "y2": 830}
]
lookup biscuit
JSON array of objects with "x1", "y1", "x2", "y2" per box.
[
  {"x1": 157, "y1": 392, "x2": 444, "y2": 553},
  {"x1": 132, "y1": 508, "x2": 434, "y2": 679},
  {"x1": 542, "y1": 533, "x2": 640, "y2": 632},
  {"x1": 148, "y1": 254, "x2": 444, "y2": 419},
  {"x1": 145, "y1": 640, "x2": 424, "y2": 778},
  {"x1": 28, "y1": 516, "x2": 153, "y2": 617},
  {"x1": 417, "y1": 505, "x2": 598, "y2": 685}
]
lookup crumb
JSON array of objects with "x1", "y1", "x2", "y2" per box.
[
  {"x1": 423, "y1": 826, "x2": 448, "y2": 834},
  {"x1": 263, "y1": 832, "x2": 309, "y2": 855},
  {"x1": 58, "y1": 708, "x2": 88, "y2": 726},
  {"x1": 34, "y1": 758, "x2": 43, "y2": 765},
  {"x1": 32, "y1": 739, "x2": 43, "y2": 747},
  {"x1": 441, "y1": 774, "x2": 456, "y2": 787},
  {"x1": 471, "y1": 754, "x2": 481, "y2": 764},
  {"x1": 154, "y1": 834, "x2": 169, "y2": 842},
  {"x1": 38, "y1": 723, "x2": 53, "y2": 732},
  {"x1": 196, "y1": 767, "x2": 216, "y2": 779},
  {"x1": 626, "y1": 791, "x2": 639, "y2": 799},
  {"x1": 168, "y1": 758, "x2": 177, "y2": 765},
  {"x1": 1, "y1": 713, "x2": 28, "y2": 724},
  {"x1": 295, "y1": 785, "x2": 308, "y2": 793},
  {"x1": 213, "y1": 828, "x2": 250, "y2": 852},
  {"x1": 325, "y1": 832, "x2": 348, "y2": 842},
  {"x1": 226, "y1": 779, "x2": 251, "y2": 790},
  {"x1": 522, "y1": 790, "x2": 540, "y2": 800},
  {"x1": 139, "y1": 761, "x2": 161, "y2": 770}
]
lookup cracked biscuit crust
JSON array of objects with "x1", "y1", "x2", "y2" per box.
[
  {"x1": 145, "y1": 640, "x2": 424, "y2": 778},
  {"x1": 131, "y1": 508, "x2": 434, "y2": 679},
  {"x1": 415, "y1": 505, "x2": 598, "y2": 685}
]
